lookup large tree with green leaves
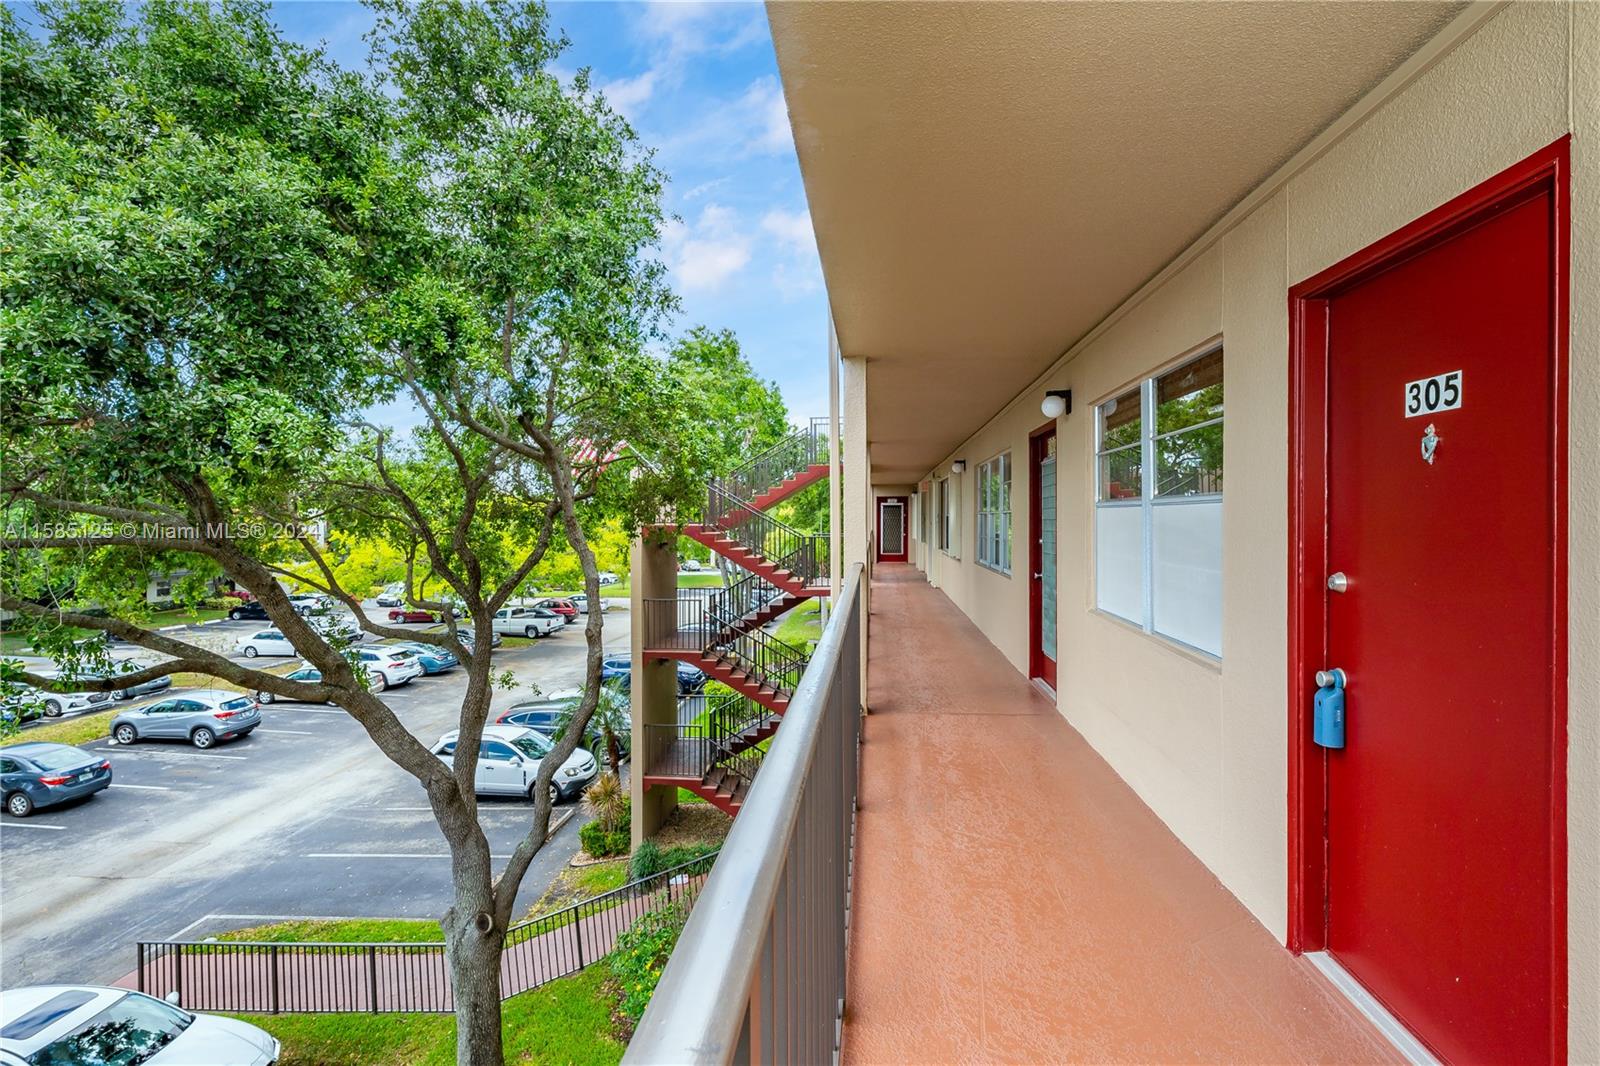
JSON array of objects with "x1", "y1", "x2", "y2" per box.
[{"x1": 1, "y1": 2, "x2": 727, "y2": 1061}]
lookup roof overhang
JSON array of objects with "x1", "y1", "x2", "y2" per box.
[{"x1": 769, "y1": 0, "x2": 1466, "y2": 483}]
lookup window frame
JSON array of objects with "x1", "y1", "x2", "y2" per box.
[
  {"x1": 975, "y1": 451, "x2": 1013, "y2": 576},
  {"x1": 1093, "y1": 345, "x2": 1224, "y2": 658},
  {"x1": 937, "y1": 476, "x2": 958, "y2": 558}
]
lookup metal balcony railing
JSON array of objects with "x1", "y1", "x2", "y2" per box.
[
  {"x1": 624, "y1": 563, "x2": 864, "y2": 1065},
  {"x1": 716, "y1": 416, "x2": 832, "y2": 505},
  {"x1": 640, "y1": 589, "x2": 720, "y2": 651},
  {"x1": 645, "y1": 690, "x2": 779, "y2": 783},
  {"x1": 703, "y1": 484, "x2": 828, "y2": 586}
]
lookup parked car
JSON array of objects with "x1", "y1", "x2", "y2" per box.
[
  {"x1": 491, "y1": 606, "x2": 563, "y2": 639},
  {"x1": 495, "y1": 695, "x2": 629, "y2": 761},
  {"x1": 599, "y1": 654, "x2": 706, "y2": 695},
  {"x1": 0, "y1": 985, "x2": 279, "y2": 1064},
  {"x1": 1, "y1": 743, "x2": 112, "y2": 817},
  {"x1": 289, "y1": 593, "x2": 332, "y2": 615},
  {"x1": 681, "y1": 559, "x2": 703, "y2": 571},
  {"x1": 226, "y1": 600, "x2": 270, "y2": 622},
  {"x1": 534, "y1": 597, "x2": 579, "y2": 624},
  {"x1": 254, "y1": 665, "x2": 327, "y2": 704},
  {"x1": 429, "y1": 725, "x2": 597, "y2": 805},
  {"x1": 237, "y1": 628, "x2": 294, "y2": 658},
  {"x1": 353, "y1": 647, "x2": 423, "y2": 691},
  {"x1": 566, "y1": 593, "x2": 609, "y2": 615},
  {"x1": 308, "y1": 615, "x2": 364, "y2": 644},
  {"x1": 110, "y1": 689, "x2": 260, "y2": 749},
  {"x1": 390, "y1": 641, "x2": 459, "y2": 675},
  {"x1": 453, "y1": 627, "x2": 502, "y2": 650},
  {"x1": 597, "y1": 571, "x2": 619, "y2": 585},
  {"x1": 375, "y1": 584, "x2": 405, "y2": 608},
  {"x1": 84, "y1": 660, "x2": 173, "y2": 701},
  {"x1": 16, "y1": 678, "x2": 115, "y2": 719},
  {"x1": 387, "y1": 607, "x2": 438, "y2": 624}
]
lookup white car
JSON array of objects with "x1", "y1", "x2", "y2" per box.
[
  {"x1": 353, "y1": 647, "x2": 423, "y2": 691},
  {"x1": 491, "y1": 606, "x2": 563, "y2": 639},
  {"x1": 597, "y1": 571, "x2": 619, "y2": 585},
  {"x1": 288, "y1": 592, "x2": 332, "y2": 614},
  {"x1": 429, "y1": 725, "x2": 597, "y2": 806},
  {"x1": 566, "y1": 593, "x2": 609, "y2": 614},
  {"x1": 237, "y1": 628, "x2": 294, "y2": 658},
  {"x1": 0, "y1": 985, "x2": 278, "y2": 1065}
]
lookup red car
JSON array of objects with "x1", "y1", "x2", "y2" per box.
[
  {"x1": 535, "y1": 598, "x2": 579, "y2": 624},
  {"x1": 387, "y1": 607, "x2": 438, "y2": 623}
]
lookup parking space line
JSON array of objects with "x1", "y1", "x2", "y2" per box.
[
  {"x1": 107, "y1": 783, "x2": 173, "y2": 791},
  {"x1": 0, "y1": 822, "x2": 65, "y2": 831},
  {"x1": 104, "y1": 749, "x2": 247, "y2": 761},
  {"x1": 256, "y1": 729, "x2": 314, "y2": 735},
  {"x1": 265, "y1": 706, "x2": 345, "y2": 715},
  {"x1": 305, "y1": 852, "x2": 517, "y2": 859}
]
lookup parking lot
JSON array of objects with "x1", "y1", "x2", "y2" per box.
[{"x1": 0, "y1": 600, "x2": 630, "y2": 988}]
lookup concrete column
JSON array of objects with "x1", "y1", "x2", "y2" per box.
[
  {"x1": 842, "y1": 355, "x2": 871, "y2": 706},
  {"x1": 828, "y1": 322, "x2": 843, "y2": 601},
  {"x1": 630, "y1": 531, "x2": 680, "y2": 846}
]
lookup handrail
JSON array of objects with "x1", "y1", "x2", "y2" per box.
[{"x1": 624, "y1": 563, "x2": 863, "y2": 1064}]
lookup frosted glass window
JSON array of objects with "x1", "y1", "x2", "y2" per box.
[
  {"x1": 1095, "y1": 505, "x2": 1143, "y2": 624},
  {"x1": 1152, "y1": 500, "x2": 1223, "y2": 655}
]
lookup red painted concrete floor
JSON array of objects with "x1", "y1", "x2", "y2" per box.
[{"x1": 841, "y1": 565, "x2": 1399, "y2": 1065}]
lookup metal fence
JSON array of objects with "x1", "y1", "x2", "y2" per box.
[
  {"x1": 136, "y1": 851, "x2": 719, "y2": 1014},
  {"x1": 624, "y1": 563, "x2": 864, "y2": 1065}
]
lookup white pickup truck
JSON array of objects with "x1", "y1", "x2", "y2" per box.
[{"x1": 492, "y1": 606, "x2": 563, "y2": 639}]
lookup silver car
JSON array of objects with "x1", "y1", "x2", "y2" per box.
[
  {"x1": 0, "y1": 985, "x2": 278, "y2": 1065},
  {"x1": 109, "y1": 689, "x2": 261, "y2": 749},
  {"x1": 429, "y1": 725, "x2": 597, "y2": 806}
]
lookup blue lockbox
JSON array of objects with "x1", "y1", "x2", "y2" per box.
[{"x1": 1313, "y1": 669, "x2": 1346, "y2": 749}]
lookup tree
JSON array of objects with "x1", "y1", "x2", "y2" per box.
[{"x1": 0, "y1": 4, "x2": 717, "y2": 1062}]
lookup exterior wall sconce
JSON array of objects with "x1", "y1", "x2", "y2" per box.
[
  {"x1": 1041, "y1": 389, "x2": 1072, "y2": 419},
  {"x1": 951, "y1": 460, "x2": 967, "y2": 474}
]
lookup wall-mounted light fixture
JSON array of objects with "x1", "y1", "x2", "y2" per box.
[
  {"x1": 951, "y1": 459, "x2": 967, "y2": 475},
  {"x1": 1041, "y1": 389, "x2": 1072, "y2": 419}
]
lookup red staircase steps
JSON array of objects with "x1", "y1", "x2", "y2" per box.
[
  {"x1": 747, "y1": 463, "x2": 829, "y2": 511},
  {"x1": 674, "y1": 525, "x2": 826, "y2": 597}
]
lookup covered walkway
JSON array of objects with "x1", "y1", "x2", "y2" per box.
[{"x1": 843, "y1": 565, "x2": 1396, "y2": 1064}]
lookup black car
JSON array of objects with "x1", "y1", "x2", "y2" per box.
[
  {"x1": 599, "y1": 655, "x2": 706, "y2": 695},
  {"x1": 226, "y1": 600, "x2": 270, "y2": 622}
]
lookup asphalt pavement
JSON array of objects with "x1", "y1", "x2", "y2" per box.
[{"x1": 0, "y1": 603, "x2": 630, "y2": 988}]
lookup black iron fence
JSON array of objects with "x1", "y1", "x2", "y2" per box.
[
  {"x1": 624, "y1": 564, "x2": 864, "y2": 1064},
  {"x1": 136, "y1": 851, "x2": 719, "y2": 1014},
  {"x1": 645, "y1": 689, "x2": 777, "y2": 783},
  {"x1": 702, "y1": 484, "x2": 828, "y2": 587},
  {"x1": 716, "y1": 416, "x2": 832, "y2": 505},
  {"x1": 640, "y1": 588, "x2": 720, "y2": 651}
]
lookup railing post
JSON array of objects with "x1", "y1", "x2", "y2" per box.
[
  {"x1": 575, "y1": 907, "x2": 586, "y2": 970},
  {"x1": 271, "y1": 944, "x2": 280, "y2": 1014},
  {"x1": 368, "y1": 945, "x2": 379, "y2": 1013},
  {"x1": 173, "y1": 946, "x2": 183, "y2": 1005},
  {"x1": 136, "y1": 943, "x2": 145, "y2": 993}
]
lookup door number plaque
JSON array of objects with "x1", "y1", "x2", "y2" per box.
[{"x1": 1404, "y1": 370, "x2": 1463, "y2": 417}]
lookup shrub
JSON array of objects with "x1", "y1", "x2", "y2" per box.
[
  {"x1": 579, "y1": 820, "x2": 630, "y2": 859},
  {"x1": 608, "y1": 899, "x2": 690, "y2": 1023},
  {"x1": 628, "y1": 839, "x2": 663, "y2": 881},
  {"x1": 584, "y1": 772, "x2": 627, "y2": 833}
]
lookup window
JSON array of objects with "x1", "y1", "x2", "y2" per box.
[
  {"x1": 976, "y1": 452, "x2": 1012, "y2": 574},
  {"x1": 1095, "y1": 348, "x2": 1224, "y2": 656},
  {"x1": 937, "y1": 477, "x2": 957, "y2": 555}
]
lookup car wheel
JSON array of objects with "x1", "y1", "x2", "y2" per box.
[
  {"x1": 532, "y1": 783, "x2": 560, "y2": 806},
  {"x1": 114, "y1": 723, "x2": 137, "y2": 745},
  {"x1": 243, "y1": 646, "x2": 259, "y2": 658},
  {"x1": 191, "y1": 727, "x2": 216, "y2": 749},
  {"x1": 229, "y1": 609, "x2": 244, "y2": 621},
  {"x1": 370, "y1": 672, "x2": 388, "y2": 693},
  {"x1": 112, "y1": 689, "x2": 130, "y2": 701},
  {"x1": 525, "y1": 626, "x2": 539, "y2": 638},
  {"x1": 5, "y1": 792, "x2": 34, "y2": 818},
  {"x1": 258, "y1": 690, "x2": 275, "y2": 704}
]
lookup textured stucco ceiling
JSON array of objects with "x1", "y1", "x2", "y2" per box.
[{"x1": 768, "y1": 0, "x2": 1465, "y2": 484}]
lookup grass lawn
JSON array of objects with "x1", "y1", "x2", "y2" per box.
[
  {"x1": 4, "y1": 707, "x2": 119, "y2": 747},
  {"x1": 770, "y1": 598, "x2": 822, "y2": 649},
  {"x1": 220, "y1": 917, "x2": 442, "y2": 944},
  {"x1": 232, "y1": 966, "x2": 623, "y2": 1066},
  {"x1": 676, "y1": 788, "x2": 708, "y2": 805},
  {"x1": 597, "y1": 572, "x2": 722, "y2": 599}
]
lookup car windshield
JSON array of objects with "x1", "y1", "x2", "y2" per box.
[
  {"x1": 388, "y1": 649, "x2": 417, "y2": 661},
  {"x1": 511, "y1": 733, "x2": 553, "y2": 759},
  {"x1": 26, "y1": 747, "x2": 90, "y2": 771},
  {"x1": 25, "y1": 992, "x2": 192, "y2": 1066},
  {"x1": 220, "y1": 697, "x2": 254, "y2": 713}
]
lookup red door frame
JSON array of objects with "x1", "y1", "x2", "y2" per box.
[
  {"x1": 1028, "y1": 420, "x2": 1058, "y2": 687},
  {"x1": 876, "y1": 495, "x2": 909, "y2": 562},
  {"x1": 1286, "y1": 136, "x2": 1569, "y2": 1055}
]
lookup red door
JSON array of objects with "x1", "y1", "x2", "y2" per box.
[
  {"x1": 1291, "y1": 141, "x2": 1568, "y2": 1064},
  {"x1": 1029, "y1": 424, "x2": 1058, "y2": 688},
  {"x1": 876, "y1": 496, "x2": 908, "y2": 562}
]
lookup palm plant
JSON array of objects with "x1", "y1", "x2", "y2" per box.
[{"x1": 560, "y1": 684, "x2": 629, "y2": 773}]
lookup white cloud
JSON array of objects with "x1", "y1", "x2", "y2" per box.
[
  {"x1": 741, "y1": 76, "x2": 794, "y2": 155},
  {"x1": 598, "y1": 68, "x2": 660, "y2": 119},
  {"x1": 662, "y1": 203, "x2": 753, "y2": 292},
  {"x1": 761, "y1": 208, "x2": 815, "y2": 255}
]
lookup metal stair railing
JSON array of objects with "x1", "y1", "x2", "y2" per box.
[
  {"x1": 718, "y1": 417, "x2": 831, "y2": 505},
  {"x1": 705, "y1": 571, "x2": 787, "y2": 639},
  {"x1": 702, "y1": 483, "x2": 828, "y2": 586},
  {"x1": 645, "y1": 689, "x2": 777, "y2": 785},
  {"x1": 704, "y1": 624, "x2": 809, "y2": 697}
]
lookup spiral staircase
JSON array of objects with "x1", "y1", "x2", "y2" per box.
[{"x1": 640, "y1": 418, "x2": 831, "y2": 815}]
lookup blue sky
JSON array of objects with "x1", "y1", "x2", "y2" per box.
[{"x1": 271, "y1": 0, "x2": 829, "y2": 425}]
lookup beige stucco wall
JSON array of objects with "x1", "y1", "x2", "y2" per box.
[{"x1": 908, "y1": 4, "x2": 1596, "y2": 1054}]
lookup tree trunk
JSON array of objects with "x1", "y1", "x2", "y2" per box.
[
  {"x1": 444, "y1": 907, "x2": 506, "y2": 1066},
  {"x1": 605, "y1": 726, "x2": 621, "y2": 775}
]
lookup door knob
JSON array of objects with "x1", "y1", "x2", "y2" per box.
[
  {"x1": 1032, "y1": 572, "x2": 1043, "y2": 580},
  {"x1": 1327, "y1": 572, "x2": 1349, "y2": 593},
  {"x1": 1315, "y1": 668, "x2": 1346, "y2": 688}
]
